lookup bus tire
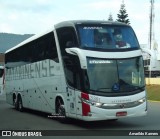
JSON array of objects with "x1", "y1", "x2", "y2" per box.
[
  {"x1": 56, "y1": 98, "x2": 67, "y2": 123},
  {"x1": 13, "y1": 94, "x2": 18, "y2": 110},
  {"x1": 17, "y1": 95, "x2": 23, "y2": 112}
]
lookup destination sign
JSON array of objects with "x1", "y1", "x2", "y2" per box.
[{"x1": 89, "y1": 60, "x2": 113, "y2": 64}]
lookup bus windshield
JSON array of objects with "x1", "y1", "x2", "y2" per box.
[
  {"x1": 86, "y1": 57, "x2": 145, "y2": 96},
  {"x1": 77, "y1": 25, "x2": 139, "y2": 50}
]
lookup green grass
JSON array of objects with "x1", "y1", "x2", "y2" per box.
[{"x1": 146, "y1": 85, "x2": 160, "y2": 101}]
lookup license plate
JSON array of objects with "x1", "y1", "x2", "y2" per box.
[{"x1": 116, "y1": 111, "x2": 127, "y2": 117}]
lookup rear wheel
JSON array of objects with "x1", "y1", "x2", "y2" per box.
[
  {"x1": 17, "y1": 96, "x2": 23, "y2": 112},
  {"x1": 13, "y1": 96, "x2": 18, "y2": 110}
]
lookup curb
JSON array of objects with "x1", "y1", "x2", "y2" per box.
[{"x1": 148, "y1": 100, "x2": 160, "y2": 103}]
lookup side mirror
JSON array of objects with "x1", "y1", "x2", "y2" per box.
[
  {"x1": 65, "y1": 48, "x2": 87, "y2": 69},
  {"x1": 65, "y1": 48, "x2": 77, "y2": 55}
]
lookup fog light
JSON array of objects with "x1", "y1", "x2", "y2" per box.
[{"x1": 87, "y1": 112, "x2": 92, "y2": 116}]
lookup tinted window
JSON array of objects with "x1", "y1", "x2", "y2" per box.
[
  {"x1": 0, "y1": 69, "x2": 3, "y2": 77},
  {"x1": 57, "y1": 27, "x2": 81, "y2": 89},
  {"x1": 57, "y1": 27, "x2": 78, "y2": 55},
  {"x1": 77, "y1": 25, "x2": 140, "y2": 50},
  {"x1": 6, "y1": 32, "x2": 59, "y2": 68}
]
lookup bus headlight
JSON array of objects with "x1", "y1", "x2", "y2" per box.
[
  {"x1": 80, "y1": 97, "x2": 103, "y2": 108},
  {"x1": 91, "y1": 102, "x2": 103, "y2": 107},
  {"x1": 138, "y1": 97, "x2": 146, "y2": 103}
]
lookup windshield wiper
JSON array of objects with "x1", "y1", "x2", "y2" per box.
[
  {"x1": 90, "y1": 88, "x2": 112, "y2": 93},
  {"x1": 132, "y1": 85, "x2": 145, "y2": 90},
  {"x1": 96, "y1": 88, "x2": 111, "y2": 91},
  {"x1": 89, "y1": 89, "x2": 98, "y2": 94},
  {"x1": 120, "y1": 84, "x2": 144, "y2": 92}
]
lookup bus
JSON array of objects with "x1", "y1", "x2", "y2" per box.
[
  {"x1": 5, "y1": 20, "x2": 147, "y2": 121},
  {"x1": 0, "y1": 66, "x2": 4, "y2": 95}
]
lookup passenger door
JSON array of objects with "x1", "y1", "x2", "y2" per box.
[
  {"x1": 66, "y1": 87, "x2": 76, "y2": 115},
  {"x1": 56, "y1": 27, "x2": 81, "y2": 117}
]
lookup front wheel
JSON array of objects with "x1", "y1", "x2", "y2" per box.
[{"x1": 56, "y1": 98, "x2": 68, "y2": 123}]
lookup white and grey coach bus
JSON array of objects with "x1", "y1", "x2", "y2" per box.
[{"x1": 5, "y1": 20, "x2": 147, "y2": 121}]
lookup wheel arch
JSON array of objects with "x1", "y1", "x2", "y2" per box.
[{"x1": 17, "y1": 93, "x2": 22, "y2": 99}]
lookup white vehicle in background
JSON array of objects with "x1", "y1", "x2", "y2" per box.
[
  {"x1": 0, "y1": 66, "x2": 4, "y2": 95},
  {"x1": 141, "y1": 47, "x2": 160, "y2": 77},
  {"x1": 5, "y1": 20, "x2": 147, "y2": 122}
]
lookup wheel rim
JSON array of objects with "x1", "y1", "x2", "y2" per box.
[
  {"x1": 57, "y1": 100, "x2": 65, "y2": 118},
  {"x1": 58, "y1": 106, "x2": 65, "y2": 117},
  {"x1": 13, "y1": 99, "x2": 16, "y2": 106},
  {"x1": 19, "y1": 101, "x2": 22, "y2": 110},
  {"x1": 13, "y1": 98, "x2": 17, "y2": 109},
  {"x1": 18, "y1": 97, "x2": 23, "y2": 111}
]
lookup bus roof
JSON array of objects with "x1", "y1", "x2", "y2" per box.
[
  {"x1": 5, "y1": 20, "x2": 130, "y2": 54},
  {"x1": 54, "y1": 20, "x2": 129, "y2": 28}
]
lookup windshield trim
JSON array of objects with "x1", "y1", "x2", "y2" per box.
[
  {"x1": 89, "y1": 86, "x2": 145, "y2": 97},
  {"x1": 80, "y1": 47, "x2": 139, "y2": 52}
]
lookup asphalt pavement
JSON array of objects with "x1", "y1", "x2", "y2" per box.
[{"x1": 0, "y1": 93, "x2": 160, "y2": 139}]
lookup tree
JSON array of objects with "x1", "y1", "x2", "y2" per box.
[
  {"x1": 116, "y1": 0, "x2": 130, "y2": 24},
  {"x1": 108, "y1": 13, "x2": 113, "y2": 21}
]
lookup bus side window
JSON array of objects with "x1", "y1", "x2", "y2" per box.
[
  {"x1": 30, "y1": 32, "x2": 59, "y2": 63},
  {"x1": 0, "y1": 68, "x2": 3, "y2": 78},
  {"x1": 57, "y1": 27, "x2": 81, "y2": 89},
  {"x1": 57, "y1": 27, "x2": 78, "y2": 56},
  {"x1": 45, "y1": 32, "x2": 59, "y2": 62}
]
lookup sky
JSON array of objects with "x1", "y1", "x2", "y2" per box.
[{"x1": 0, "y1": 0, "x2": 160, "y2": 47}]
